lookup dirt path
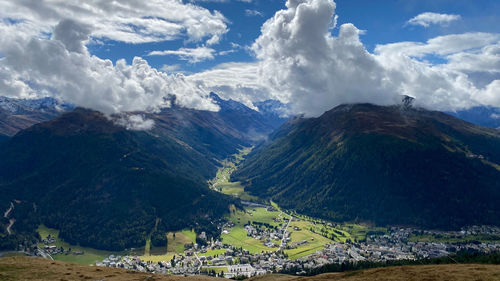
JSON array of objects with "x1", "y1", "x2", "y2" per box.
[
  {"x1": 6, "y1": 218, "x2": 16, "y2": 235},
  {"x1": 4, "y1": 201, "x2": 14, "y2": 218}
]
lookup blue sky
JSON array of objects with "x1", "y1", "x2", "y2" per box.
[
  {"x1": 88, "y1": 0, "x2": 500, "y2": 73},
  {"x1": 1, "y1": 0, "x2": 500, "y2": 119}
]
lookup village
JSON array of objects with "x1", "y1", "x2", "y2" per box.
[{"x1": 82, "y1": 224, "x2": 500, "y2": 278}]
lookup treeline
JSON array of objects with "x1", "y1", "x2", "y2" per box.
[
  {"x1": 281, "y1": 250, "x2": 500, "y2": 276},
  {"x1": 251, "y1": 221, "x2": 277, "y2": 230}
]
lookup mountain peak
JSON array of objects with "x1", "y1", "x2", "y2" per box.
[{"x1": 22, "y1": 108, "x2": 122, "y2": 136}]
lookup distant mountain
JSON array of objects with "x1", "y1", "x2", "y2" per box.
[
  {"x1": 0, "y1": 96, "x2": 73, "y2": 136},
  {"x1": 254, "y1": 99, "x2": 290, "y2": 129},
  {"x1": 0, "y1": 93, "x2": 287, "y2": 161},
  {"x1": 147, "y1": 93, "x2": 287, "y2": 162},
  {"x1": 233, "y1": 103, "x2": 500, "y2": 229},
  {"x1": 0, "y1": 108, "x2": 238, "y2": 251},
  {"x1": 448, "y1": 106, "x2": 500, "y2": 129}
]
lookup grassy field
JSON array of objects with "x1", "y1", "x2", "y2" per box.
[
  {"x1": 201, "y1": 249, "x2": 227, "y2": 257},
  {"x1": 211, "y1": 147, "x2": 260, "y2": 202},
  {"x1": 37, "y1": 225, "x2": 123, "y2": 265},
  {"x1": 139, "y1": 253, "x2": 176, "y2": 263},
  {"x1": 202, "y1": 266, "x2": 228, "y2": 274},
  {"x1": 221, "y1": 208, "x2": 284, "y2": 254},
  {"x1": 290, "y1": 212, "x2": 387, "y2": 243},
  {"x1": 140, "y1": 229, "x2": 196, "y2": 262},
  {"x1": 221, "y1": 226, "x2": 277, "y2": 254},
  {"x1": 167, "y1": 230, "x2": 196, "y2": 254},
  {"x1": 218, "y1": 182, "x2": 260, "y2": 201},
  {"x1": 285, "y1": 220, "x2": 333, "y2": 260},
  {"x1": 220, "y1": 203, "x2": 381, "y2": 259}
]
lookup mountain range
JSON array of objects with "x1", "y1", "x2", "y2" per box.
[
  {"x1": 233, "y1": 103, "x2": 500, "y2": 229},
  {"x1": 0, "y1": 96, "x2": 74, "y2": 138},
  {"x1": 0, "y1": 94, "x2": 286, "y2": 251},
  {"x1": 2, "y1": 93, "x2": 500, "y2": 251},
  {"x1": 448, "y1": 106, "x2": 500, "y2": 129}
]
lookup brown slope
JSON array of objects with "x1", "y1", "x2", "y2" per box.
[
  {"x1": 2, "y1": 257, "x2": 500, "y2": 281},
  {"x1": 250, "y1": 264, "x2": 500, "y2": 281},
  {"x1": 0, "y1": 257, "x2": 221, "y2": 281}
]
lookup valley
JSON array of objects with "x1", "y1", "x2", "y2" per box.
[
  {"x1": 25, "y1": 149, "x2": 500, "y2": 278},
  {"x1": 2, "y1": 101, "x2": 500, "y2": 279},
  {"x1": 2, "y1": 0, "x2": 500, "y2": 279}
]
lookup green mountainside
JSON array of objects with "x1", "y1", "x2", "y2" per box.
[
  {"x1": 0, "y1": 109, "x2": 238, "y2": 251},
  {"x1": 233, "y1": 103, "x2": 500, "y2": 229}
]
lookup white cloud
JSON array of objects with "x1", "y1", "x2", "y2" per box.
[
  {"x1": 116, "y1": 114, "x2": 155, "y2": 130},
  {"x1": 187, "y1": 62, "x2": 268, "y2": 109},
  {"x1": 0, "y1": 0, "x2": 228, "y2": 45},
  {"x1": 148, "y1": 46, "x2": 216, "y2": 63},
  {"x1": 446, "y1": 44, "x2": 500, "y2": 74},
  {"x1": 0, "y1": 19, "x2": 219, "y2": 119},
  {"x1": 189, "y1": 0, "x2": 500, "y2": 116},
  {"x1": 407, "y1": 12, "x2": 461, "y2": 27},
  {"x1": 245, "y1": 9, "x2": 263, "y2": 17},
  {"x1": 375, "y1": 34, "x2": 500, "y2": 110},
  {"x1": 160, "y1": 64, "x2": 182, "y2": 73},
  {"x1": 375, "y1": 33, "x2": 500, "y2": 58},
  {"x1": 191, "y1": 0, "x2": 252, "y2": 2},
  {"x1": 250, "y1": 0, "x2": 397, "y2": 116}
]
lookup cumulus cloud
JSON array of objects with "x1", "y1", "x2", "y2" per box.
[
  {"x1": 116, "y1": 114, "x2": 155, "y2": 131},
  {"x1": 1, "y1": 0, "x2": 228, "y2": 45},
  {"x1": 188, "y1": 62, "x2": 269, "y2": 109},
  {"x1": 407, "y1": 12, "x2": 461, "y2": 27},
  {"x1": 52, "y1": 19, "x2": 92, "y2": 54},
  {"x1": 250, "y1": 0, "x2": 397, "y2": 116},
  {"x1": 375, "y1": 34, "x2": 500, "y2": 110},
  {"x1": 148, "y1": 46, "x2": 216, "y2": 63},
  {"x1": 189, "y1": 0, "x2": 500, "y2": 116},
  {"x1": 0, "y1": 19, "x2": 219, "y2": 119}
]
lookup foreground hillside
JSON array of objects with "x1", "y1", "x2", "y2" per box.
[
  {"x1": 0, "y1": 257, "x2": 219, "y2": 281},
  {"x1": 250, "y1": 264, "x2": 500, "y2": 281},
  {"x1": 2, "y1": 257, "x2": 500, "y2": 281},
  {"x1": 234, "y1": 103, "x2": 500, "y2": 229}
]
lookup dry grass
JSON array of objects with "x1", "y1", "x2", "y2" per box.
[
  {"x1": 0, "y1": 257, "x2": 219, "y2": 281},
  {"x1": 250, "y1": 264, "x2": 500, "y2": 281},
  {"x1": 2, "y1": 257, "x2": 500, "y2": 281}
]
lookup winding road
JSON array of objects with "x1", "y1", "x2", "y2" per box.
[{"x1": 3, "y1": 202, "x2": 15, "y2": 235}]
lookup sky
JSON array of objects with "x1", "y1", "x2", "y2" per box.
[{"x1": 0, "y1": 0, "x2": 500, "y2": 123}]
